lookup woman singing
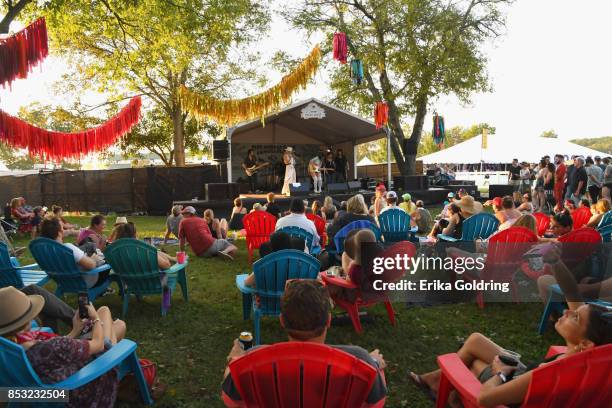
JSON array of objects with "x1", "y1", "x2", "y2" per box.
[{"x1": 282, "y1": 146, "x2": 296, "y2": 196}]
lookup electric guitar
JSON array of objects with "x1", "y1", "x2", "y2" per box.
[{"x1": 245, "y1": 162, "x2": 270, "y2": 176}]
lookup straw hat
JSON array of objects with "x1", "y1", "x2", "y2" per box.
[
  {"x1": 114, "y1": 216, "x2": 128, "y2": 226},
  {"x1": 455, "y1": 195, "x2": 483, "y2": 215},
  {"x1": 0, "y1": 287, "x2": 44, "y2": 336},
  {"x1": 285, "y1": 146, "x2": 293, "y2": 152}
]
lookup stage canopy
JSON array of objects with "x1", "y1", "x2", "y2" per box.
[
  {"x1": 227, "y1": 98, "x2": 386, "y2": 183},
  {"x1": 418, "y1": 133, "x2": 610, "y2": 164}
]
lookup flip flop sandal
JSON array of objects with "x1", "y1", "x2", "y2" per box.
[
  {"x1": 218, "y1": 251, "x2": 234, "y2": 261},
  {"x1": 408, "y1": 371, "x2": 436, "y2": 402}
]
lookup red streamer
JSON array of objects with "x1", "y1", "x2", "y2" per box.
[
  {"x1": 0, "y1": 96, "x2": 142, "y2": 161},
  {"x1": 0, "y1": 18, "x2": 49, "y2": 88},
  {"x1": 374, "y1": 101, "x2": 389, "y2": 129},
  {"x1": 333, "y1": 32, "x2": 348, "y2": 64}
]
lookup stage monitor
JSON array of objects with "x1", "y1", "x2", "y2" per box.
[
  {"x1": 289, "y1": 181, "x2": 311, "y2": 196},
  {"x1": 348, "y1": 181, "x2": 361, "y2": 192}
]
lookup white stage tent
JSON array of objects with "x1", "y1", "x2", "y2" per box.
[{"x1": 418, "y1": 134, "x2": 609, "y2": 164}]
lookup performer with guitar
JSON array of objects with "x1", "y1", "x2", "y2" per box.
[
  {"x1": 242, "y1": 149, "x2": 269, "y2": 193},
  {"x1": 308, "y1": 154, "x2": 323, "y2": 194},
  {"x1": 322, "y1": 150, "x2": 337, "y2": 188}
]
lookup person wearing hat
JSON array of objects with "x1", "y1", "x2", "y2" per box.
[
  {"x1": 308, "y1": 154, "x2": 323, "y2": 194},
  {"x1": 373, "y1": 184, "x2": 387, "y2": 218},
  {"x1": 179, "y1": 206, "x2": 238, "y2": 260},
  {"x1": 282, "y1": 146, "x2": 296, "y2": 196},
  {"x1": 399, "y1": 193, "x2": 417, "y2": 215},
  {"x1": 380, "y1": 191, "x2": 401, "y2": 214},
  {"x1": 455, "y1": 195, "x2": 484, "y2": 217},
  {"x1": 114, "y1": 216, "x2": 128, "y2": 227},
  {"x1": 0, "y1": 286, "x2": 125, "y2": 407},
  {"x1": 437, "y1": 192, "x2": 455, "y2": 220},
  {"x1": 164, "y1": 205, "x2": 183, "y2": 244}
]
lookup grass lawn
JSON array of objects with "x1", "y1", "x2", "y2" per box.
[{"x1": 12, "y1": 215, "x2": 562, "y2": 407}]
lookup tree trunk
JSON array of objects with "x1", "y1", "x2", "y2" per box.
[
  {"x1": 0, "y1": 0, "x2": 32, "y2": 34},
  {"x1": 403, "y1": 95, "x2": 429, "y2": 175},
  {"x1": 172, "y1": 106, "x2": 186, "y2": 166}
]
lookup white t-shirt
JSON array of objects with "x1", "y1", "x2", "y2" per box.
[
  {"x1": 64, "y1": 243, "x2": 97, "y2": 288},
  {"x1": 275, "y1": 213, "x2": 320, "y2": 247}
]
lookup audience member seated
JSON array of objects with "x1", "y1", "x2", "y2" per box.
[
  {"x1": 30, "y1": 206, "x2": 46, "y2": 239},
  {"x1": 487, "y1": 196, "x2": 521, "y2": 230},
  {"x1": 77, "y1": 215, "x2": 108, "y2": 251},
  {"x1": 412, "y1": 200, "x2": 433, "y2": 234},
  {"x1": 274, "y1": 198, "x2": 319, "y2": 248},
  {"x1": 0, "y1": 286, "x2": 126, "y2": 407},
  {"x1": 164, "y1": 205, "x2": 183, "y2": 244},
  {"x1": 335, "y1": 200, "x2": 347, "y2": 220},
  {"x1": 380, "y1": 191, "x2": 402, "y2": 214},
  {"x1": 228, "y1": 198, "x2": 247, "y2": 231},
  {"x1": 410, "y1": 245, "x2": 612, "y2": 407},
  {"x1": 516, "y1": 192, "x2": 534, "y2": 214},
  {"x1": 549, "y1": 210, "x2": 573, "y2": 239},
  {"x1": 40, "y1": 217, "x2": 108, "y2": 289},
  {"x1": 11, "y1": 197, "x2": 33, "y2": 223},
  {"x1": 107, "y1": 216, "x2": 128, "y2": 243},
  {"x1": 586, "y1": 198, "x2": 611, "y2": 228},
  {"x1": 52, "y1": 205, "x2": 79, "y2": 237},
  {"x1": 322, "y1": 196, "x2": 336, "y2": 221},
  {"x1": 204, "y1": 209, "x2": 228, "y2": 239},
  {"x1": 327, "y1": 194, "x2": 375, "y2": 247},
  {"x1": 178, "y1": 206, "x2": 237, "y2": 260},
  {"x1": 250, "y1": 203, "x2": 265, "y2": 213},
  {"x1": 428, "y1": 203, "x2": 464, "y2": 240},
  {"x1": 311, "y1": 200, "x2": 323, "y2": 217},
  {"x1": 222, "y1": 280, "x2": 387, "y2": 406},
  {"x1": 265, "y1": 192, "x2": 281, "y2": 219},
  {"x1": 512, "y1": 214, "x2": 539, "y2": 236},
  {"x1": 19, "y1": 285, "x2": 74, "y2": 333},
  {"x1": 399, "y1": 193, "x2": 417, "y2": 214},
  {"x1": 113, "y1": 222, "x2": 176, "y2": 269}
]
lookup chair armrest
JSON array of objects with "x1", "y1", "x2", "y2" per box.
[
  {"x1": 545, "y1": 345, "x2": 567, "y2": 358},
  {"x1": 320, "y1": 272, "x2": 358, "y2": 289},
  {"x1": 236, "y1": 274, "x2": 255, "y2": 294},
  {"x1": 162, "y1": 262, "x2": 187, "y2": 275},
  {"x1": 82, "y1": 264, "x2": 112, "y2": 276},
  {"x1": 436, "y1": 353, "x2": 481, "y2": 407},
  {"x1": 17, "y1": 263, "x2": 40, "y2": 270},
  {"x1": 438, "y1": 234, "x2": 458, "y2": 242},
  {"x1": 53, "y1": 339, "x2": 137, "y2": 389}
]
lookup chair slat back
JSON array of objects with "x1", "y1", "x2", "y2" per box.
[
  {"x1": 598, "y1": 223, "x2": 612, "y2": 242},
  {"x1": 229, "y1": 342, "x2": 377, "y2": 408},
  {"x1": 29, "y1": 238, "x2": 88, "y2": 293},
  {"x1": 334, "y1": 220, "x2": 381, "y2": 253},
  {"x1": 277, "y1": 226, "x2": 314, "y2": 252},
  {"x1": 252, "y1": 250, "x2": 320, "y2": 316},
  {"x1": 558, "y1": 227, "x2": 602, "y2": 268},
  {"x1": 0, "y1": 241, "x2": 23, "y2": 288},
  {"x1": 378, "y1": 208, "x2": 411, "y2": 242},
  {"x1": 533, "y1": 212, "x2": 551, "y2": 236},
  {"x1": 461, "y1": 213, "x2": 499, "y2": 241},
  {"x1": 244, "y1": 211, "x2": 277, "y2": 251},
  {"x1": 483, "y1": 227, "x2": 538, "y2": 281},
  {"x1": 104, "y1": 239, "x2": 162, "y2": 294},
  {"x1": 597, "y1": 210, "x2": 612, "y2": 229},
  {"x1": 571, "y1": 207, "x2": 592, "y2": 230},
  {"x1": 0, "y1": 337, "x2": 43, "y2": 387}
]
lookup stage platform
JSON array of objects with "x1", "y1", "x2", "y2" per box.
[{"x1": 174, "y1": 188, "x2": 450, "y2": 219}]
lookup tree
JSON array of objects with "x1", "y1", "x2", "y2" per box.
[
  {"x1": 571, "y1": 136, "x2": 612, "y2": 155},
  {"x1": 540, "y1": 129, "x2": 558, "y2": 138},
  {"x1": 419, "y1": 122, "x2": 495, "y2": 156},
  {"x1": 287, "y1": 0, "x2": 512, "y2": 174},
  {"x1": 32, "y1": 0, "x2": 268, "y2": 166},
  {"x1": 0, "y1": 0, "x2": 33, "y2": 33},
  {"x1": 120, "y1": 107, "x2": 220, "y2": 166}
]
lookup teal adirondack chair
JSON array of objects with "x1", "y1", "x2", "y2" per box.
[
  {"x1": 0, "y1": 241, "x2": 49, "y2": 289},
  {"x1": 29, "y1": 238, "x2": 114, "y2": 301},
  {"x1": 438, "y1": 212, "x2": 500, "y2": 242},
  {"x1": 378, "y1": 208, "x2": 418, "y2": 243},
  {"x1": 235, "y1": 249, "x2": 320, "y2": 345},
  {"x1": 598, "y1": 223, "x2": 612, "y2": 242},
  {"x1": 598, "y1": 211, "x2": 612, "y2": 229},
  {"x1": 104, "y1": 238, "x2": 188, "y2": 317}
]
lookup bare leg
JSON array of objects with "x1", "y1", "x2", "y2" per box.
[
  {"x1": 537, "y1": 274, "x2": 557, "y2": 303},
  {"x1": 219, "y1": 218, "x2": 228, "y2": 239},
  {"x1": 97, "y1": 306, "x2": 116, "y2": 344}
]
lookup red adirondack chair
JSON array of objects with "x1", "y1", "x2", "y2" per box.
[
  {"x1": 306, "y1": 213, "x2": 328, "y2": 247},
  {"x1": 222, "y1": 342, "x2": 385, "y2": 408},
  {"x1": 435, "y1": 344, "x2": 612, "y2": 408},
  {"x1": 243, "y1": 211, "x2": 277, "y2": 264},
  {"x1": 572, "y1": 207, "x2": 592, "y2": 229},
  {"x1": 321, "y1": 241, "x2": 416, "y2": 333},
  {"x1": 475, "y1": 227, "x2": 538, "y2": 308},
  {"x1": 533, "y1": 212, "x2": 550, "y2": 236}
]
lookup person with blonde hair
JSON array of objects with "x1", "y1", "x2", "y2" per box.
[
  {"x1": 327, "y1": 194, "x2": 375, "y2": 247},
  {"x1": 586, "y1": 198, "x2": 611, "y2": 228},
  {"x1": 322, "y1": 196, "x2": 336, "y2": 221},
  {"x1": 512, "y1": 214, "x2": 538, "y2": 236},
  {"x1": 265, "y1": 192, "x2": 281, "y2": 219},
  {"x1": 164, "y1": 204, "x2": 183, "y2": 244},
  {"x1": 203, "y1": 209, "x2": 228, "y2": 239}
]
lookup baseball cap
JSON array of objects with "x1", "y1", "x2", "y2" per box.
[
  {"x1": 447, "y1": 192, "x2": 455, "y2": 198},
  {"x1": 491, "y1": 197, "x2": 502, "y2": 207},
  {"x1": 181, "y1": 206, "x2": 197, "y2": 215},
  {"x1": 375, "y1": 184, "x2": 386, "y2": 192},
  {"x1": 387, "y1": 191, "x2": 397, "y2": 199},
  {"x1": 402, "y1": 193, "x2": 411, "y2": 201}
]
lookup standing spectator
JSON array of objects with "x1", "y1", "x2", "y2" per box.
[
  {"x1": 594, "y1": 156, "x2": 606, "y2": 172},
  {"x1": 179, "y1": 206, "x2": 237, "y2": 260},
  {"x1": 603, "y1": 157, "x2": 612, "y2": 202},
  {"x1": 570, "y1": 157, "x2": 588, "y2": 204},
  {"x1": 533, "y1": 160, "x2": 548, "y2": 212},
  {"x1": 564, "y1": 156, "x2": 577, "y2": 202},
  {"x1": 76, "y1": 215, "x2": 107, "y2": 251},
  {"x1": 553, "y1": 154, "x2": 567, "y2": 212},
  {"x1": 164, "y1": 205, "x2": 183, "y2": 244},
  {"x1": 399, "y1": 193, "x2": 417, "y2": 215},
  {"x1": 265, "y1": 192, "x2": 281, "y2": 219},
  {"x1": 585, "y1": 156, "x2": 603, "y2": 203},
  {"x1": 508, "y1": 159, "x2": 521, "y2": 192},
  {"x1": 519, "y1": 161, "x2": 532, "y2": 193},
  {"x1": 373, "y1": 185, "x2": 387, "y2": 218},
  {"x1": 334, "y1": 148, "x2": 348, "y2": 183},
  {"x1": 274, "y1": 199, "x2": 319, "y2": 247}
]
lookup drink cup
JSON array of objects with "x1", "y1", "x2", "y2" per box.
[
  {"x1": 176, "y1": 251, "x2": 186, "y2": 264},
  {"x1": 239, "y1": 331, "x2": 253, "y2": 350}
]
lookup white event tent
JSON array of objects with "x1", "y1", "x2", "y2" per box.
[{"x1": 418, "y1": 133, "x2": 609, "y2": 164}]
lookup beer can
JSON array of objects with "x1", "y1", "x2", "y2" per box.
[{"x1": 239, "y1": 331, "x2": 253, "y2": 350}]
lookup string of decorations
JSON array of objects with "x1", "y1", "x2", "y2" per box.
[
  {"x1": 0, "y1": 96, "x2": 142, "y2": 161},
  {"x1": 432, "y1": 112, "x2": 445, "y2": 148},
  {"x1": 374, "y1": 101, "x2": 389, "y2": 129},
  {"x1": 179, "y1": 45, "x2": 322, "y2": 126},
  {"x1": 0, "y1": 17, "x2": 48, "y2": 89},
  {"x1": 350, "y1": 59, "x2": 363, "y2": 85},
  {"x1": 332, "y1": 32, "x2": 348, "y2": 64}
]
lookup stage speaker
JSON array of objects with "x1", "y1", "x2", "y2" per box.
[
  {"x1": 212, "y1": 140, "x2": 229, "y2": 162},
  {"x1": 348, "y1": 181, "x2": 361, "y2": 192},
  {"x1": 327, "y1": 183, "x2": 348, "y2": 193},
  {"x1": 205, "y1": 182, "x2": 239, "y2": 201},
  {"x1": 289, "y1": 181, "x2": 311, "y2": 196},
  {"x1": 449, "y1": 180, "x2": 476, "y2": 186},
  {"x1": 451, "y1": 185, "x2": 478, "y2": 197},
  {"x1": 393, "y1": 175, "x2": 429, "y2": 191},
  {"x1": 488, "y1": 184, "x2": 514, "y2": 198}
]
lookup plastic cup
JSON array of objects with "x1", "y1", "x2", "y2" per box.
[{"x1": 176, "y1": 251, "x2": 186, "y2": 264}]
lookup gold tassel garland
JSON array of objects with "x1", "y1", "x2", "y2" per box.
[{"x1": 179, "y1": 45, "x2": 322, "y2": 125}]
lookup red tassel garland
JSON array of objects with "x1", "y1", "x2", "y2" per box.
[
  {"x1": 374, "y1": 101, "x2": 389, "y2": 129},
  {"x1": 0, "y1": 17, "x2": 49, "y2": 88},
  {"x1": 0, "y1": 96, "x2": 142, "y2": 161},
  {"x1": 333, "y1": 32, "x2": 348, "y2": 64}
]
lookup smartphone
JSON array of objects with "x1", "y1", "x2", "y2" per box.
[
  {"x1": 499, "y1": 353, "x2": 520, "y2": 366},
  {"x1": 78, "y1": 292, "x2": 89, "y2": 319}
]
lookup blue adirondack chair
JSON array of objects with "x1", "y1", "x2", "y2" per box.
[
  {"x1": 538, "y1": 284, "x2": 612, "y2": 334},
  {"x1": 235, "y1": 249, "x2": 320, "y2": 345},
  {"x1": 0, "y1": 337, "x2": 153, "y2": 406},
  {"x1": 438, "y1": 212, "x2": 500, "y2": 242},
  {"x1": 333, "y1": 220, "x2": 382, "y2": 254},
  {"x1": 0, "y1": 242, "x2": 49, "y2": 289},
  {"x1": 277, "y1": 226, "x2": 320, "y2": 255},
  {"x1": 598, "y1": 211, "x2": 612, "y2": 229},
  {"x1": 104, "y1": 238, "x2": 188, "y2": 317},
  {"x1": 29, "y1": 237, "x2": 114, "y2": 301},
  {"x1": 378, "y1": 208, "x2": 418, "y2": 243},
  {"x1": 598, "y1": 223, "x2": 612, "y2": 243}
]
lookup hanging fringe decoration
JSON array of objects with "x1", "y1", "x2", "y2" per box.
[
  {"x1": 179, "y1": 45, "x2": 321, "y2": 126},
  {"x1": 350, "y1": 59, "x2": 363, "y2": 85},
  {"x1": 0, "y1": 17, "x2": 48, "y2": 89},
  {"x1": 374, "y1": 101, "x2": 389, "y2": 130},
  {"x1": 0, "y1": 96, "x2": 142, "y2": 161},
  {"x1": 333, "y1": 32, "x2": 348, "y2": 64},
  {"x1": 432, "y1": 112, "x2": 445, "y2": 148}
]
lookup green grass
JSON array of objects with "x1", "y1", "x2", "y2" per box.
[{"x1": 12, "y1": 215, "x2": 563, "y2": 407}]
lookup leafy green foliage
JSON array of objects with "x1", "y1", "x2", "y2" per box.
[
  {"x1": 571, "y1": 136, "x2": 612, "y2": 154},
  {"x1": 540, "y1": 129, "x2": 558, "y2": 138},
  {"x1": 420, "y1": 122, "x2": 496, "y2": 156}
]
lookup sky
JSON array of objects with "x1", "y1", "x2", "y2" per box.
[{"x1": 2, "y1": 0, "x2": 612, "y2": 144}]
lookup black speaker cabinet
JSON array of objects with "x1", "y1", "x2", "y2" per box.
[
  {"x1": 327, "y1": 183, "x2": 348, "y2": 193},
  {"x1": 212, "y1": 140, "x2": 229, "y2": 161},
  {"x1": 393, "y1": 175, "x2": 429, "y2": 190},
  {"x1": 348, "y1": 181, "x2": 361, "y2": 191},
  {"x1": 488, "y1": 184, "x2": 515, "y2": 198},
  {"x1": 205, "y1": 182, "x2": 238, "y2": 201},
  {"x1": 289, "y1": 181, "x2": 311, "y2": 196}
]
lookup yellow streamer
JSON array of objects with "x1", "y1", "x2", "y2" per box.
[{"x1": 179, "y1": 45, "x2": 322, "y2": 126}]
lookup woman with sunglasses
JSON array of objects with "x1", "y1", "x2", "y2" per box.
[
  {"x1": 410, "y1": 244, "x2": 611, "y2": 406},
  {"x1": 516, "y1": 192, "x2": 534, "y2": 215}
]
